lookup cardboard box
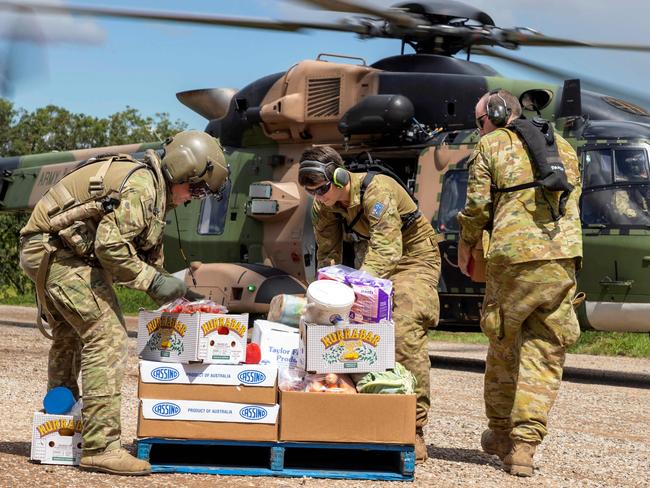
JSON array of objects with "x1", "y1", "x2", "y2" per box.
[
  {"x1": 138, "y1": 360, "x2": 278, "y2": 405},
  {"x1": 297, "y1": 319, "x2": 395, "y2": 373},
  {"x1": 137, "y1": 409, "x2": 278, "y2": 441},
  {"x1": 137, "y1": 312, "x2": 249, "y2": 364},
  {"x1": 31, "y1": 412, "x2": 83, "y2": 465},
  {"x1": 251, "y1": 320, "x2": 299, "y2": 367},
  {"x1": 279, "y1": 391, "x2": 415, "y2": 444},
  {"x1": 137, "y1": 400, "x2": 279, "y2": 441}
]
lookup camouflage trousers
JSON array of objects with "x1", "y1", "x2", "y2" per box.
[
  {"x1": 19, "y1": 234, "x2": 128, "y2": 455},
  {"x1": 481, "y1": 259, "x2": 580, "y2": 444},
  {"x1": 389, "y1": 238, "x2": 441, "y2": 427}
]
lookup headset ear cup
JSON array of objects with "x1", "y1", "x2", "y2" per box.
[
  {"x1": 487, "y1": 93, "x2": 510, "y2": 127},
  {"x1": 332, "y1": 167, "x2": 350, "y2": 188}
]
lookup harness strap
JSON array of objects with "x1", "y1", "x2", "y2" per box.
[
  {"x1": 343, "y1": 171, "x2": 421, "y2": 239},
  {"x1": 34, "y1": 239, "x2": 60, "y2": 340},
  {"x1": 88, "y1": 156, "x2": 117, "y2": 197}
]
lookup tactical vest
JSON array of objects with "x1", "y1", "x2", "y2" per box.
[
  {"x1": 491, "y1": 118, "x2": 574, "y2": 221},
  {"x1": 21, "y1": 151, "x2": 167, "y2": 257}
]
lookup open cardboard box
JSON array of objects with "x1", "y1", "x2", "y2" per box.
[
  {"x1": 279, "y1": 390, "x2": 415, "y2": 444},
  {"x1": 31, "y1": 411, "x2": 83, "y2": 465}
]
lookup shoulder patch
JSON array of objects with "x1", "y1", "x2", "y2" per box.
[{"x1": 370, "y1": 201, "x2": 386, "y2": 219}]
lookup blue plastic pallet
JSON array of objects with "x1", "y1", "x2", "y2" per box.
[{"x1": 136, "y1": 437, "x2": 415, "y2": 481}]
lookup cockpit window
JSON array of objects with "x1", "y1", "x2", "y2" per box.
[
  {"x1": 436, "y1": 170, "x2": 468, "y2": 232},
  {"x1": 582, "y1": 147, "x2": 650, "y2": 227},
  {"x1": 614, "y1": 149, "x2": 649, "y2": 182},
  {"x1": 583, "y1": 148, "x2": 649, "y2": 187},
  {"x1": 197, "y1": 181, "x2": 231, "y2": 235},
  {"x1": 583, "y1": 150, "x2": 612, "y2": 187}
]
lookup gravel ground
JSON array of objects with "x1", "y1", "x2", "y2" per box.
[{"x1": 1, "y1": 321, "x2": 648, "y2": 487}]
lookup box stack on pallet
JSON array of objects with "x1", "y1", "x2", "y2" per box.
[
  {"x1": 135, "y1": 267, "x2": 416, "y2": 481},
  {"x1": 136, "y1": 307, "x2": 281, "y2": 441}
]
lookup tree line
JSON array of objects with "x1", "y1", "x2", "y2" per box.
[{"x1": 0, "y1": 99, "x2": 187, "y2": 298}]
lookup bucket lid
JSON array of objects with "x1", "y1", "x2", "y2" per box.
[
  {"x1": 307, "y1": 280, "x2": 355, "y2": 309},
  {"x1": 43, "y1": 386, "x2": 76, "y2": 415}
]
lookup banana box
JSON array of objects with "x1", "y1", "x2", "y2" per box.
[
  {"x1": 297, "y1": 319, "x2": 395, "y2": 374},
  {"x1": 137, "y1": 311, "x2": 249, "y2": 364},
  {"x1": 31, "y1": 412, "x2": 83, "y2": 465}
]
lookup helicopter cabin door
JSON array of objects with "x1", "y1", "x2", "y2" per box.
[
  {"x1": 579, "y1": 144, "x2": 650, "y2": 332},
  {"x1": 415, "y1": 132, "x2": 482, "y2": 328}
]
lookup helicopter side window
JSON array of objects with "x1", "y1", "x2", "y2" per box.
[
  {"x1": 197, "y1": 181, "x2": 231, "y2": 235},
  {"x1": 436, "y1": 169, "x2": 468, "y2": 232}
]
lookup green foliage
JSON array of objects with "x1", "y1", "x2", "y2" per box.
[
  {"x1": 0, "y1": 212, "x2": 33, "y2": 298},
  {"x1": 0, "y1": 99, "x2": 187, "y2": 297},
  {"x1": 0, "y1": 99, "x2": 187, "y2": 156},
  {"x1": 428, "y1": 329, "x2": 650, "y2": 358},
  {"x1": 428, "y1": 330, "x2": 489, "y2": 345},
  {"x1": 567, "y1": 331, "x2": 650, "y2": 358}
]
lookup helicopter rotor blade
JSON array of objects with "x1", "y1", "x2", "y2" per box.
[
  {"x1": 495, "y1": 29, "x2": 650, "y2": 52},
  {"x1": 0, "y1": 1, "x2": 368, "y2": 36},
  {"x1": 293, "y1": 0, "x2": 421, "y2": 28},
  {"x1": 473, "y1": 46, "x2": 650, "y2": 109}
]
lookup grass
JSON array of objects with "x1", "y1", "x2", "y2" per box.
[
  {"x1": 428, "y1": 329, "x2": 650, "y2": 358},
  {"x1": 114, "y1": 287, "x2": 158, "y2": 314},
  {"x1": 0, "y1": 286, "x2": 155, "y2": 315}
]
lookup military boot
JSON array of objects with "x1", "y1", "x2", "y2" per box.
[
  {"x1": 480, "y1": 429, "x2": 513, "y2": 461},
  {"x1": 415, "y1": 427, "x2": 428, "y2": 464},
  {"x1": 80, "y1": 447, "x2": 151, "y2": 476},
  {"x1": 503, "y1": 441, "x2": 537, "y2": 477}
]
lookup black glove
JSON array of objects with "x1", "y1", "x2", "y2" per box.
[
  {"x1": 184, "y1": 288, "x2": 205, "y2": 301},
  {"x1": 147, "y1": 272, "x2": 188, "y2": 305}
]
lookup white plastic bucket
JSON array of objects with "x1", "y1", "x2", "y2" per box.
[{"x1": 306, "y1": 280, "x2": 355, "y2": 325}]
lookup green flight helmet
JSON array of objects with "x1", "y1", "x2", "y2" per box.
[{"x1": 161, "y1": 130, "x2": 229, "y2": 198}]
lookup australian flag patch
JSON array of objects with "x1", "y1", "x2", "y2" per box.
[{"x1": 371, "y1": 202, "x2": 386, "y2": 219}]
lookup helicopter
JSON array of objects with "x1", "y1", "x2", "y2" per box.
[{"x1": 0, "y1": 0, "x2": 650, "y2": 332}]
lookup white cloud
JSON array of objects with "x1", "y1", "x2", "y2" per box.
[{"x1": 0, "y1": 0, "x2": 105, "y2": 44}]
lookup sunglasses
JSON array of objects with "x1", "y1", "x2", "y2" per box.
[
  {"x1": 304, "y1": 181, "x2": 332, "y2": 196},
  {"x1": 476, "y1": 113, "x2": 488, "y2": 129}
]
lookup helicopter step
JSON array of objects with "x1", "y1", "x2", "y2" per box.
[{"x1": 135, "y1": 437, "x2": 415, "y2": 481}]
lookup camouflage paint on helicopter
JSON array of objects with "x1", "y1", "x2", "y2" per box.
[{"x1": 0, "y1": 142, "x2": 162, "y2": 209}]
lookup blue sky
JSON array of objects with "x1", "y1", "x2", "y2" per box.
[{"x1": 4, "y1": 0, "x2": 650, "y2": 131}]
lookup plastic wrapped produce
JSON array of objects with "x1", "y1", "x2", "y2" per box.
[{"x1": 355, "y1": 362, "x2": 416, "y2": 394}]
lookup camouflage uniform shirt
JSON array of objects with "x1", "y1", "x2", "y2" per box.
[
  {"x1": 458, "y1": 128, "x2": 583, "y2": 264},
  {"x1": 312, "y1": 172, "x2": 437, "y2": 278}
]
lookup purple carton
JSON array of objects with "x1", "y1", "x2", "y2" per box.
[
  {"x1": 345, "y1": 272, "x2": 393, "y2": 323},
  {"x1": 316, "y1": 264, "x2": 356, "y2": 283}
]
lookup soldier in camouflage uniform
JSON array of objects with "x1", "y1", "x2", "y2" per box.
[
  {"x1": 298, "y1": 146, "x2": 440, "y2": 464},
  {"x1": 457, "y1": 90, "x2": 582, "y2": 477},
  {"x1": 19, "y1": 131, "x2": 229, "y2": 476}
]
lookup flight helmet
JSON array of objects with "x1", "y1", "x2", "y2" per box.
[{"x1": 161, "y1": 130, "x2": 230, "y2": 198}]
